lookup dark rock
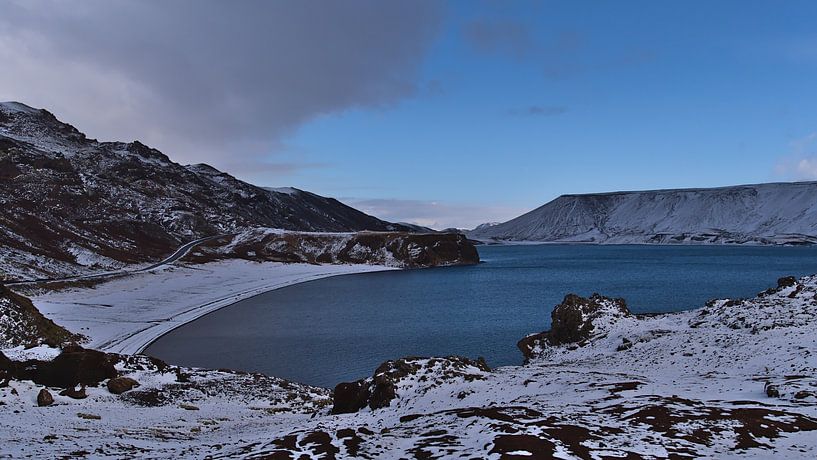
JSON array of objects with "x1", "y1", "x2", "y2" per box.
[
  {"x1": 332, "y1": 381, "x2": 371, "y2": 415},
  {"x1": 332, "y1": 356, "x2": 489, "y2": 414},
  {"x1": 59, "y1": 385, "x2": 88, "y2": 399},
  {"x1": 0, "y1": 350, "x2": 11, "y2": 370},
  {"x1": 765, "y1": 383, "x2": 780, "y2": 398},
  {"x1": 778, "y1": 276, "x2": 797, "y2": 289},
  {"x1": 37, "y1": 388, "x2": 54, "y2": 407},
  {"x1": 551, "y1": 294, "x2": 628, "y2": 344},
  {"x1": 107, "y1": 376, "x2": 139, "y2": 395},
  {"x1": 518, "y1": 293, "x2": 631, "y2": 360},
  {"x1": 6, "y1": 345, "x2": 118, "y2": 388},
  {"x1": 517, "y1": 332, "x2": 549, "y2": 361},
  {"x1": 616, "y1": 337, "x2": 633, "y2": 352}
]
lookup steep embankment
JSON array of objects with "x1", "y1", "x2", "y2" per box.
[
  {"x1": 469, "y1": 182, "x2": 817, "y2": 245},
  {"x1": 0, "y1": 102, "x2": 411, "y2": 280}
]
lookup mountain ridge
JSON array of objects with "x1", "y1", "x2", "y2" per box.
[{"x1": 469, "y1": 181, "x2": 817, "y2": 245}]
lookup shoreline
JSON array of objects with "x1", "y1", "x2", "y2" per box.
[{"x1": 30, "y1": 260, "x2": 398, "y2": 356}]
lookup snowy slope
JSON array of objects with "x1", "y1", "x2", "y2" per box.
[
  {"x1": 469, "y1": 182, "x2": 817, "y2": 244},
  {"x1": 0, "y1": 102, "x2": 409, "y2": 280},
  {"x1": 2, "y1": 274, "x2": 816, "y2": 457}
]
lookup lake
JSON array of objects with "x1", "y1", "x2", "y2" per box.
[{"x1": 145, "y1": 244, "x2": 817, "y2": 388}]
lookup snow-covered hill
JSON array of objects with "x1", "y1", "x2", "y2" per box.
[
  {"x1": 0, "y1": 102, "x2": 412, "y2": 280},
  {"x1": 468, "y1": 183, "x2": 817, "y2": 245}
]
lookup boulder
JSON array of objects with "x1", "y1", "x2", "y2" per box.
[
  {"x1": 59, "y1": 385, "x2": 88, "y2": 399},
  {"x1": 37, "y1": 388, "x2": 54, "y2": 407},
  {"x1": 4, "y1": 345, "x2": 118, "y2": 388},
  {"x1": 107, "y1": 376, "x2": 139, "y2": 395},
  {"x1": 778, "y1": 276, "x2": 797, "y2": 289},
  {"x1": 332, "y1": 381, "x2": 371, "y2": 414}
]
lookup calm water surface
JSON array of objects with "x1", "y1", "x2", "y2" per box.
[{"x1": 145, "y1": 244, "x2": 817, "y2": 388}]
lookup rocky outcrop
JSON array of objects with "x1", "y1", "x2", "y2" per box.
[
  {"x1": 189, "y1": 229, "x2": 480, "y2": 268},
  {"x1": 0, "y1": 345, "x2": 118, "y2": 388},
  {"x1": 332, "y1": 356, "x2": 490, "y2": 414},
  {"x1": 518, "y1": 293, "x2": 631, "y2": 360}
]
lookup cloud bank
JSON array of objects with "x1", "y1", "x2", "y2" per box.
[
  {"x1": 775, "y1": 132, "x2": 817, "y2": 180},
  {"x1": 0, "y1": 0, "x2": 443, "y2": 167}
]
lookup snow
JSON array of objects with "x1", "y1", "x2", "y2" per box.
[
  {"x1": 0, "y1": 101, "x2": 39, "y2": 114},
  {"x1": 266, "y1": 186, "x2": 300, "y2": 195},
  {"x1": 30, "y1": 259, "x2": 396, "y2": 354},
  {"x1": 2, "y1": 344, "x2": 61, "y2": 361}
]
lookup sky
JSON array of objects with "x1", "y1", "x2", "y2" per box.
[{"x1": 2, "y1": 1, "x2": 817, "y2": 229}]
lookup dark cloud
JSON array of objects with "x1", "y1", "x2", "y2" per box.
[
  {"x1": 0, "y1": 0, "x2": 443, "y2": 167},
  {"x1": 508, "y1": 105, "x2": 568, "y2": 117}
]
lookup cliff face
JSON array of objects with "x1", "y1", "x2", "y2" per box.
[
  {"x1": 469, "y1": 182, "x2": 817, "y2": 245},
  {"x1": 185, "y1": 229, "x2": 480, "y2": 268}
]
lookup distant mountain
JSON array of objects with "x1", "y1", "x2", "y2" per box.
[
  {"x1": 0, "y1": 102, "x2": 409, "y2": 279},
  {"x1": 470, "y1": 222, "x2": 500, "y2": 232},
  {"x1": 468, "y1": 183, "x2": 817, "y2": 245}
]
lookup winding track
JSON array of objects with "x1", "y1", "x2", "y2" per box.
[{"x1": 4, "y1": 234, "x2": 230, "y2": 287}]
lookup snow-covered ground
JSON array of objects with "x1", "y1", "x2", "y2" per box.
[
  {"x1": 2, "y1": 263, "x2": 816, "y2": 458},
  {"x1": 30, "y1": 260, "x2": 395, "y2": 355}
]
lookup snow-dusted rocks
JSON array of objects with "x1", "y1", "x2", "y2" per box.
[
  {"x1": 517, "y1": 293, "x2": 631, "y2": 360},
  {"x1": 332, "y1": 356, "x2": 491, "y2": 414},
  {"x1": 188, "y1": 228, "x2": 480, "y2": 268},
  {"x1": 469, "y1": 182, "x2": 817, "y2": 245}
]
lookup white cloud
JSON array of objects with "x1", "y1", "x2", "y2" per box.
[{"x1": 775, "y1": 132, "x2": 817, "y2": 180}]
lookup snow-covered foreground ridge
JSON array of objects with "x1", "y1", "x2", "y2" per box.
[
  {"x1": 2, "y1": 271, "x2": 817, "y2": 458},
  {"x1": 469, "y1": 181, "x2": 817, "y2": 245}
]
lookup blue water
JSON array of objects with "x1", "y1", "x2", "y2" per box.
[{"x1": 145, "y1": 244, "x2": 817, "y2": 388}]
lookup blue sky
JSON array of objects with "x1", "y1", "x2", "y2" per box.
[
  {"x1": 276, "y1": 1, "x2": 817, "y2": 228},
  {"x1": 3, "y1": 1, "x2": 817, "y2": 228}
]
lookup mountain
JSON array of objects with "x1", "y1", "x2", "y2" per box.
[
  {"x1": 0, "y1": 102, "x2": 411, "y2": 279},
  {"x1": 468, "y1": 182, "x2": 817, "y2": 245}
]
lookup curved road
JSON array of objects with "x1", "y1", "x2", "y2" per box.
[{"x1": 4, "y1": 234, "x2": 230, "y2": 287}]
